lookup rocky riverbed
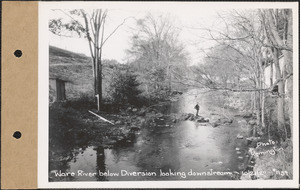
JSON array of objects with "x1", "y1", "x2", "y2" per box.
[{"x1": 49, "y1": 90, "x2": 269, "y2": 181}]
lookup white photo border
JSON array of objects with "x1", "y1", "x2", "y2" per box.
[{"x1": 38, "y1": 1, "x2": 299, "y2": 188}]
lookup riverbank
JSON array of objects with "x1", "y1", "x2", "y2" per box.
[
  {"x1": 50, "y1": 89, "x2": 294, "y2": 181},
  {"x1": 49, "y1": 90, "x2": 259, "y2": 181}
]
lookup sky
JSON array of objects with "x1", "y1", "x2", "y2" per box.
[
  {"x1": 48, "y1": 2, "x2": 227, "y2": 65},
  {"x1": 47, "y1": 2, "x2": 296, "y2": 65}
]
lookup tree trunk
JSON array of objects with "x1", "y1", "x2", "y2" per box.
[
  {"x1": 270, "y1": 61, "x2": 273, "y2": 86},
  {"x1": 273, "y1": 48, "x2": 285, "y2": 140},
  {"x1": 282, "y1": 9, "x2": 293, "y2": 139},
  {"x1": 261, "y1": 66, "x2": 266, "y2": 131},
  {"x1": 98, "y1": 60, "x2": 103, "y2": 104}
]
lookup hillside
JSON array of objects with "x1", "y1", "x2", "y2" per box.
[
  {"x1": 49, "y1": 46, "x2": 94, "y2": 101},
  {"x1": 49, "y1": 46, "x2": 120, "y2": 101},
  {"x1": 50, "y1": 46, "x2": 89, "y2": 60}
]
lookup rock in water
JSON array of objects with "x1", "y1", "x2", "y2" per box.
[
  {"x1": 237, "y1": 134, "x2": 243, "y2": 139},
  {"x1": 218, "y1": 118, "x2": 233, "y2": 124},
  {"x1": 212, "y1": 123, "x2": 219, "y2": 128},
  {"x1": 115, "y1": 120, "x2": 123, "y2": 125},
  {"x1": 242, "y1": 113, "x2": 253, "y2": 118},
  {"x1": 248, "y1": 120, "x2": 256, "y2": 125}
]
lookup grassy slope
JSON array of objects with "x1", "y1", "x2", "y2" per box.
[
  {"x1": 49, "y1": 46, "x2": 94, "y2": 100},
  {"x1": 49, "y1": 46, "x2": 116, "y2": 101}
]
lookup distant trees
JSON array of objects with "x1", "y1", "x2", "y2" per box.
[
  {"x1": 49, "y1": 9, "x2": 127, "y2": 110},
  {"x1": 189, "y1": 9, "x2": 293, "y2": 141},
  {"x1": 126, "y1": 13, "x2": 189, "y2": 100}
]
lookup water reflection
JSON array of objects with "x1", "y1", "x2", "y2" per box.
[
  {"x1": 50, "y1": 90, "x2": 247, "y2": 181},
  {"x1": 55, "y1": 119, "x2": 235, "y2": 181}
]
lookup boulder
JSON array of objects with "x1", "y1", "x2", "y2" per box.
[
  {"x1": 237, "y1": 134, "x2": 243, "y2": 139},
  {"x1": 185, "y1": 113, "x2": 193, "y2": 120},
  {"x1": 189, "y1": 115, "x2": 195, "y2": 121},
  {"x1": 115, "y1": 120, "x2": 123, "y2": 125},
  {"x1": 218, "y1": 118, "x2": 233, "y2": 124},
  {"x1": 248, "y1": 120, "x2": 256, "y2": 125},
  {"x1": 137, "y1": 110, "x2": 146, "y2": 116},
  {"x1": 211, "y1": 123, "x2": 220, "y2": 128},
  {"x1": 197, "y1": 119, "x2": 206, "y2": 123},
  {"x1": 156, "y1": 113, "x2": 163, "y2": 117},
  {"x1": 242, "y1": 113, "x2": 253, "y2": 118},
  {"x1": 130, "y1": 126, "x2": 140, "y2": 131},
  {"x1": 197, "y1": 117, "x2": 209, "y2": 123}
]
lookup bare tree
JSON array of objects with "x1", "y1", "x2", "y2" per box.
[
  {"x1": 127, "y1": 13, "x2": 188, "y2": 98},
  {"x1": 49, "y1": 9, "x2": 128, "y2": 110},
  {"x1": 260, "y1": 9, "x2": 293, "y2": 140}
]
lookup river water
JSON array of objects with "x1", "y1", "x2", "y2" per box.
[{"x1": 50, "y1": 90, "x2": 249, "y2": 181}]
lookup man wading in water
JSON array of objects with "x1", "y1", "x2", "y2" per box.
[{"x1": 194, "y1": 103, "x2": 200, "y2": 116}]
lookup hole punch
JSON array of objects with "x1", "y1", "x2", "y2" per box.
[
  {"x1": 14, "y1": 50, "x2": 22, "y2": 58},
  {"x1": 13, "y1": 131, "x2": 22, "y2": 139}
]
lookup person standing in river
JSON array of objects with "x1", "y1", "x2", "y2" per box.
[{"x1": 194, "y1": 103, "x2": 200, "y2": 116}]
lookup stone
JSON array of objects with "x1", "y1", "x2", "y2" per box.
[
  {"x1": 189, "y1": 115, "x2": 195, "y2": 121},
  {"x1": 218, "y1": 118, "x2": 233, "y2": 124},
  {"x1": 238, "y1": 156, "x2": 243, "y2": 160},
  {"x1": 138, "y1": 110, "x2": 146, "y2": 116},
  {"x1": 235, "y1": 148, "x2": 240, "y2": 151},
  {"x1": 184, "y1": 113, "x2": 194, "y2": 120},
  {"x1": 242, "y1": 113, "x2": 253, "y2": 118},
  {"x1": 132, "y1": 108, "x2": 138, "y2": 112},
  {"x1": 115, "y1": 120, "x2": 123, "y2": 125},
  {"x1": 156, "y1": 113, "x2": 163, "y2": 117},
  {"x1": 246, "y1": 136, "x2": 261, "y2": 141},
  {"x1": 237, "y1": 120, "x2": 247, "y2": 125},
  {"x1": 248, "y1": 120, "x2": 256, "y2": 125},
  {"x1": 212, "y1": 123, "x2": 219, "y2": 128},
  {"x1": 237, "y1": 134, "x2": 243, "y2": 139},
  {"x1": 130, "y1": 126, "x2": 140, "y2": 131},
  {"x1": 196, "y1": 117, "x2": 209, "y2": 123}
]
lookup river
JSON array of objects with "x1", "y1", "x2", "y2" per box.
[{"x1": 50, "y1": 89, "x2": 250, "y2": 181}]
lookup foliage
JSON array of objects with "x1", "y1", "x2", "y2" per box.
[
  {"x1": 189, "y1": 9, "x2": 293, "y2": 142},
  {"x1": 49, "y1": 9, "x2": 127, "y2": 110},
  {"x1": 108, "y1": 67, "x2": 141, "y2": 106},
  {"x1": 252, "y1": 139, "x2": 293, "y2": 180},
  {"x1": 126, "y1": 13, "x2": 189, "y2": 99}
]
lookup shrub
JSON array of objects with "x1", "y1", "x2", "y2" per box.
[{"x1": 108, "y1": 68, "x2": 141, "y2": 107}]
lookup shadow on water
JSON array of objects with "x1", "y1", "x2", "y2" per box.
[{"x1": 49, "y1": 90, "x2": 248, "y2": 181}]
